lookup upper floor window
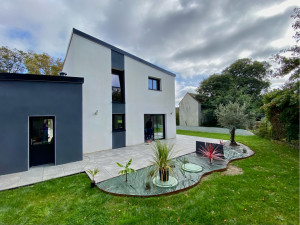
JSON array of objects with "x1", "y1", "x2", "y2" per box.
[
  {"x1": 148, "y1": 77, "x2": 161, "y2": 91},
  {"x1": 112, "y1": 71, "x2": 124, "y2": 102}
]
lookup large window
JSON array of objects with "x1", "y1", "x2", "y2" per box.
[
  {"x1": 112, "y1": 114, "x2": 125, "y2": 131},
  {"x1": 148, "y1": 77, "x2": 161, "y2": 91}
]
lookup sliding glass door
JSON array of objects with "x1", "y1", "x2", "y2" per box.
[{"x1": 144, "y1": 114, "x2": 165, "y2": 141}]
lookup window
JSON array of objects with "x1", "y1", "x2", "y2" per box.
[
  {"x1": 112, "y1": 114, "x2": 125, "y2": 131},
  {"x1": 148, "y1": 77, "x2": 160, "y2": 90},
  {"x1": 112, "y1": 73, "x2": 123, "y2": 102}
]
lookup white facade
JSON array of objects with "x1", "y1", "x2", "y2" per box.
[
  {"x1": 63, "y1": 29, "x2": 176, "y2": 153},
  {"x1": 179, "y1": 93, "x2": 202, "y2": 127}
]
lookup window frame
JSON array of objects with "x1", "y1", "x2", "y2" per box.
[
  {"x1": 148, "y1": 77, "x2": 161, "y2": 91},
  {"x1": 112, "y1": 70, "x2": 125, "y2": 103}
]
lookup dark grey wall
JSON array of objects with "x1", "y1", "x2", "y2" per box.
[
  {"x1": 0, "y1": 75, "x2": 83, "y2": 175},
  {"x1": 112, "y1": 131, "x2": 126, "y2": 149},
  {"x1": 111, "y1": 50, "x2": 124, "y2": 71},
  {"x1": 112, "y1": 103, "x2": 125, "y2": 114},
  {"x1": 111, "y1": 50, "x2": 126, "y2": 149}
]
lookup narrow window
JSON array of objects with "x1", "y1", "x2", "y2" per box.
[
  {"x1": 148, "y1": 77, "x2": 160, "y2": 91},
  {"x1": 112, "y1": 114, "x2": 125, "y2": 131},
  {"x1": 112, "y1": 73, "x2": 123, "y2": 102}
]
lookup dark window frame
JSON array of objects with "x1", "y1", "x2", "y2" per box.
[
  {"x1": 148, "y1": 77, "x2": 161, "y2": 91},
  {"x1": 112, "y1": 114, "x2": 125, "y2": 132},
  {"x1": 112, "y1": 69, "x2": 125, "y2": 103}
]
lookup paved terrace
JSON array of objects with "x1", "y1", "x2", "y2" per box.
[{"x1": 0, "y1": 134, "x2": 222, "y2": 191}]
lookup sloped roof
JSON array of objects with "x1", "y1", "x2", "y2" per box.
[
  {"x1": 69, "y1": 28, "x2": 176, "y2": 77},
  {"x1": 187, "y1": 93, "x2": 203, "y2": 103},
  {"x1": 179, "y1": 92, "x2": 203, "y2": 105}
]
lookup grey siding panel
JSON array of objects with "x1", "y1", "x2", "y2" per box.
[
  {"x1": 111, "y1": 50, "x2": 124, "y2": 71},
  {"x1": 112, "y1": 103, "x2": 125, "y2": 114},
  {"x1": 0, "y1": 80, "x2": 83, "y2": 175},
  {"x1": 112, "y1": 131, "x2": 126, "y2": 149}
]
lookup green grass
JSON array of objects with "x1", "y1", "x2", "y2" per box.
[{"x1": 0, "y1": 130, "x2": 299, "y2": 224}]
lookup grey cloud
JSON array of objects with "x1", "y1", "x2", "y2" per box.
[
  {"x1": 172, "y1": 7, "x2": 293, "y2": 62},
  {"x1": 0, "y1": 0, "x2": 297, "y2": 105}
]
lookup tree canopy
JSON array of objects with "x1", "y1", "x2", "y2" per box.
[
  {"x1": 0, "y1": 46, "x2": 27, "y2": 73},
  {"x1": 0, "y1": 46, "x2": 63, "y2": 75},
  {"x1": 260, "y1": 8, "x2": 299, "y2": 142},
  {"x1": 215, "y1": 102, "x2": 248, "y2": 146},
  {"x1": 197, "y1": 58, "x2": 271, "y2": 126}
]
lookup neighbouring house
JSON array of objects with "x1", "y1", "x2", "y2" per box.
[
  {"x1": 63, "y1": 28, "x2": 176, "y2": 153},
  {"x1": 0, "y1": 73, "x2": 84, "y2": 175},
  {"x1": 179, "y1": 92, "x2": 203, "y2": 126}
]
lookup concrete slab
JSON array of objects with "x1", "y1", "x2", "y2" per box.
[{"x1": 0, "y1": 135, "x2": 224, "y2": 191}]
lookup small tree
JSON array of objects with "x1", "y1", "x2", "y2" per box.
[
  {"x1": 215, "y1": 102, "x2": 249, "y2": 146},
  {"x1": 116, "y1": 158, "x2": 136, "y2": 182}
]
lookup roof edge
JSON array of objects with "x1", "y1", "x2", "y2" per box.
[
  {"x1": 72, "y1": 28, "x2": 176, "y2": 77},
  {"x1": 0, "y1": 73, "x2": 84, "y2": 84}
]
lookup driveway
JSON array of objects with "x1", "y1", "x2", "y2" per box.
[
  {"x1": 177, "y1": 126, "x2": 254, "y2": 136},
  {"x1": 0, "y1": 135, "x2": 222, "y2": 191}
]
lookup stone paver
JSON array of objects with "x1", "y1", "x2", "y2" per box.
[
  {"x1": 0, "y1": 134, "x2": 221, "y2": 191},
  {"x1": 177, "y1": 126, "x2": 254, "y2": 136}
]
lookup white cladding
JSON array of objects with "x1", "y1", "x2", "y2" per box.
[{"x1": 63, "y1": 33, "x2": 176, "y2": 153}]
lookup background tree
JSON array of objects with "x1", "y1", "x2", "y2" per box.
[
  {"x1": 272, "y1": 8, "x2": 299, "y2": 81},
  {"x1": 24, "y1": 51, "x2": 63, "y2": 75},
  {"x1": 0, "y1": 46, "x2": 26, "y2": 73},
  {"x1": 215, "y1": 102, "x2": 249, "y2": 146},
  {"x1": 260, "y1": 8, "x2": 299, "y2": 143},
  {"x1": 197, "y1": 58, "x2": 270, "y2": 126}
]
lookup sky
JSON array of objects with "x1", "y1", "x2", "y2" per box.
[{"x1": 0, "y1": 0, "x2": 299, "y2": 106}]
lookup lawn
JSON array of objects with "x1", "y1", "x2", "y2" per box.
[{"x1": 0, "y1": 131, "x2": 298, "y2": 224}]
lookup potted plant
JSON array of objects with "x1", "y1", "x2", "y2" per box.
[
  {"x1": 151, "y1": 140, "x2": 174, "y2": 182},
  {"x1": 116, "y1": 158, "x2": 136, "y2": 182},
  {"x1": 86, "y1": 168, "x2": 99, "y2": 188}
]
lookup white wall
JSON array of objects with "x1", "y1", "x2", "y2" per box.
[
  {"x1": 63, "y1": 33, "x2": 176, "y2": 152},
  {"x1": 63, "y1": 34, "x2": 112, "y2": 153},
  {"x1": 125, "y1": 56, "x2": 176, "y2": 146},
  {"x1": 179, "y1": 94, "x2": 199, "y2": 126}
]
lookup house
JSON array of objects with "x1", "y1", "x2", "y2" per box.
[
  {"x1": 179, "y1": 92, "x2": 203, "y2": 126},
  {"x1": 63, "y1": 28, "x2": 176, "y2": 153},
  {"x1": 0, "y1": 73, "x2": 84, "y2": 175}
]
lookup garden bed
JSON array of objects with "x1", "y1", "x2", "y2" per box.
[{"x1": 96, "y1": 142, "x2": 254, "y2": 197}]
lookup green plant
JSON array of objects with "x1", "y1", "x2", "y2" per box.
[
  {"x1": 182, "y1": 157, "x2": 189, "y2": 164},
  {"x1": 151, "y1": 140, "x2": 175, "y2": 181},
  {"x1": 199, "y1": 143, "x2": 224, "y2": 164},
  {"x1": 86, "y1": 168, "x2": 99, "y2": 182},
  {"x1": 147, "y1": 168, "x2": 156, "y2": 179},
  {"x1": 145, "y1": 181, "x2": 151, "y2": 190},
  {"x1": 86, "y1": 168, "x2": 99, "y2": 188},
  {"x1": 215, "y1": 101, "x2": 249, "y2": 146},
  {"x1": 116, "y1": 158, "x2": 136, "y2": 182}
]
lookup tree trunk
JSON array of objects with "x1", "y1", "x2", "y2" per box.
[
  {"x1": 230, "y1": 128, "x2": 238, "y2": 146},
  {"x1": 125, "y1": 172, "x2": 128, "y2": 182}
]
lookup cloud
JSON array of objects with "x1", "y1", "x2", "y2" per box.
[{"x1": 0, "y1": 0, "x2": 299, "y2": 105}]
